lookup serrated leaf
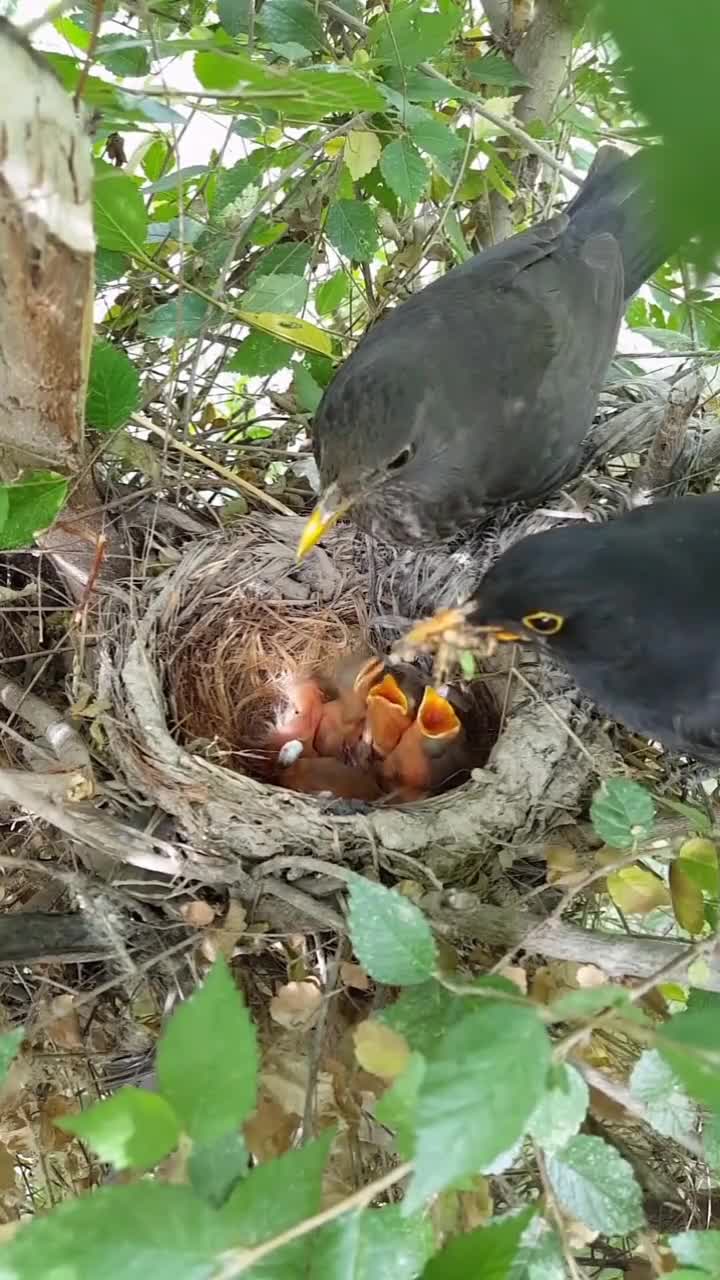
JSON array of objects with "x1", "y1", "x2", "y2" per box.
[
  {"x1": 668, "y1": 1229, "x2": 720, "y2": 1273},
  {"x1": 315, "y1": 270, "x2": 349, "y2": 315},
  {"x1": 590, "y1": 778, "x2": 656, "y2": 849},
  {"x1": 250, "y1": 241, "x2": 312, "y2": 281},
  {"x1": 156, "y1": 957, "x2": 258, "y2": 1142},
  {"x1": 218, "y1": 0, "x2": 250, "y2": 35},
  {"x1": 228, "y1": 332, "x2": 293, "y2": 376},
  {"x1": 140, "y1": 296, "x2": 216, "y2": 341},
  {"x1": 106, "y1": 431, "x2": 163, "y2": 484},
  {"x1": 3, "y1": 1183, "x2": 237, "y2": 1279},
  {"x1": 94, "y1": 170, "x2": 148, "y2": 253},
  {"x1": 220, "y1": 1133, "x2": 332, "y2": 1265},
  {"x1": 659, "y1": 1004, "x2": 720, "y2": 1110},
  {"x1": 238, "y1": 310, "x2": 333, "y2": 355},
  {"x1": 189, "y1": 1131, "x2": 249, "y2": 1207},
  {"x1": 546, "y1": 1134, "x2": 644, "y2": 1234},
  {"x1": 424, "y1": 1207, "x2": 534, "y2": 1280},
  {"x1": 326, "y1": 199, "x2": 379, "y2": 262},
  {"x1": 195, "y1": 50, "x2": 247, "y2": 91},
  {"x1": 259, "y1": 0, "x2": 326, "y2": 53},
  {"x1": 348, "y1": 876, "x2": 437, "y2": 984},
  {"x1": 0, "y1": 1029, "x2": 23, "y2": 1087},
  {"x1": 406, "y1": 1004, "x2": 551, "y2": 1211},
  {"x1": 378, "y1": 982, "x2": 466, "y2": 1055},
  {"x1": 310, "y1": 1203, "x2": 434, "y2": 1280},
  {"x1": 380, "y1": 138, "x2": 428, "y2": 205},
  {"x1": 242, "y1": 273, "x2": 308, "y2": 316},
  {"x1": 467, "y1": 52, "x2": 531, "y2": 87},
  {"x1": 344, "y1": 130, "x2": 382, "y2": 181},
  {"x1": 630, "y1": 1050, "x2": 696, "y2": 1142},
  {"x1": 375, "y1": 1051, "x2": 425, "y2": 1159},
  {"x1": 293, "y1": 362, "x2": 324, "y2": 412},
  {"x1": 510, "y1": 1219, "x2": 567, "y2": 1280},
  {"x1": 670, "y1": 859, "x2": 706, "y2": 934},
  {"x1": 95, "y1": 247, "x2": 128, "y2": 286},
  {"x1": 373, "y1": 3, "x2": 461, "y2": 66},
  {"x1": 96, "y1": 34, "x2": 151, "y2": 76},
  {"x1": 548, "y1": 986, "x2": 631, "y2": 1021},
  {"x1": 0, "y1": 473, "x2": 69, "y2": 550},
  {"x1": 527, "y1": 1065, "x2": 589, "y2": 1156},
  {"x1": 410, "y1": 116, "x2": 464, "y2": 167},
  {"x1": 473, "y1": 97, "x2": 521, "y2": 141},
  {"x1": 57, "y1": 1088, "x2": 180, "y2": 1171},
  {"x1": 214, "y1": 154, "x2": 268, "y2": 213},
  {"x1": 86, "y1": 341, "x2": 141, "y2": 431},
  {"x1": 607, "y1": 864, "x2": 671, "y2": 915}
]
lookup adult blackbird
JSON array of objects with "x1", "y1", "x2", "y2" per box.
[
  {"x1": 396, "y1": 495, "x2": 720, "y2": 762},
  {"x1": 297, "y1": 145, "x2": 674, "y2": 557}
]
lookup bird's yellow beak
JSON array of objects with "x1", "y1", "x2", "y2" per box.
[{"x1": 296, "y1": 487, "x2": 352, "y2": 560}]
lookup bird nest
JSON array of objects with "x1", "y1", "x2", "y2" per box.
[{"x1": 97, "y1": 513, "x2": 609, "y2": 883}]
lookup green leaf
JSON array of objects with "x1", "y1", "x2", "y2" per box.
[
  {"x1": 250, "y1": 241, "x2": 312, "y2": 281},
  {"x1": 156, "y1": 957, "x2": 258, "y2": 1143},
  {"x1": 410, "y1": 117, "x2": 464, "y2": 167},
  {"x1": 383, "y1": 67, "x2": 459, "y2": 103},
  {"x1": 259, "y1": 0, "x2": 326, "y2": 53},
  {"x1": 218, "y1": 0, "x2": 250, "y2": 35},
  {"x1": 630, "y1": 1050, "x2": 696, "y2": 1142},
  {"x1": 57, "y1": 1087, "x2": 180, "y2": 1171},
  {"x1": 380, "y1": 138, "x2": 428, "y2": 206},
  {"x1": 143, "y1": 137, "x2": 172, "y2": 183},
  {"x1": 375, "y1": 1051, "x2": 425, "y2": 1159},
  {"x1": 590, "y1": 778, "x2": 656, "y2": 848},
  {"x1": 466, "y1": 52, "x2": 531, "y2": 88},
  {"x1": 378, "y1": 982, "x2": 466, "y2": 1055},
  {"x1": 140, "y1": 296, "x2": 216, "y2": 341},
  {"x1": 344, "y1": 130, "x2": 382, "y2": 181},
  {"x1": 315, "y1": 271, "x2": 349, "y2": 315},
  {"x1": 220, "y1": 1133, "x2": 332, "y2": 1275},
  {"x1": 0, "y1": 472, "x2": 69, "y2": 550},
  {"x1": 546, "y1": 1134, "x2": 644, "y2": 1234},
  {"x1": 228, "y1": 332, "x2": 294, "y2": 376},
  {"x1": 3, "y1": 1183, "x2": 237, "y2": 1280},
  {"x1": 0, "y1": 1028, "x2": 23, "y2": 1087},
  {"x1": 509, "y1": 1219, "x2": 567, "y2": 1280},
  {"x1": 94, "y1": 170, "x2": 148, "y2": 253},
  {"x1": 527, "y1": 1065, "x2": 589, "y2": 1156},
  {"x1": 293, "y1": 363, "x2": 324, "y2": 413},
  {"x1": 95, "y1": 248, "x2": 128, "y2": 287},
  {"x1": 242, "y1": 273, "x2": 309, "y2": 316},
  {"x1": 189, "y1": 1131, "x2": 249, "y2": 1207},
  {"x1": 96, "y1": 34, "x2": 151, "y2": 76},
  {"x1": 195, "y1": 50, "x2": 248, "y2": 91},
  {"x1": 326, "y1": 199, "x2": 379, "y2": 262},
  {"x1": 348, "y1": 876, "x2": 437, "y2": 985},
  {"x1": 310, "y1": 1204, "x2": 434, "y2": 1280},
  {"x1": 668, "y1": 1229, "x2": 720, "y2": 1273},
  {"x1": 423, "y1": 1207, "x2": 534, "y2": 1280},
  {"x1": 86, "y1": 342, "x2": 141, "y2": 431},
  {"x1": 659, "y1": 1003, "x2": 720, "y2": 1110},
  {"x1": 214, "y1": 154, "x2": 268, "y2": 213},
  {"x1": 373, "y1": 3, "x2": 461, "y2": 67},
  {"x1": 548, "y1": 986, "x2": 632, "y2": 1021},
  {"x1": 406, "y1": 1004, "x2": 551, "y2": 1210}
]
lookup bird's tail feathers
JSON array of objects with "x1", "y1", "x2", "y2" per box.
[{"x1": 566, "y1": 145, "x2": 676, "y2": 299}]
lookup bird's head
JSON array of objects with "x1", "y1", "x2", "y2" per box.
[
  {"x1": 296, "y1": 353, "x2": 462, "y2": 557},
  {"x1": 393, "y1": 532, "x2": 593, "y2": 678}
]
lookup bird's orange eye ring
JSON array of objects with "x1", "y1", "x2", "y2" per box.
[{"x1": 522, "y1": 611, "x2": 565, "y2": 636}]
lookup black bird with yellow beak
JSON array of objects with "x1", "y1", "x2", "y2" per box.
[
  {"x1": 394, "y1": 495, "x2": 720, "y2": 763},
  {"x1": 298, "y1": 145, "x2": 677, "y2": 559}
]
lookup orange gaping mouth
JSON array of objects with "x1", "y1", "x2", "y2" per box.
[
  {"x1": 368, "y1": 673, "x2": 409, "y2": 713},
  {"x1": 417, "y1": 686, "x2": 460, "y2": 738}
]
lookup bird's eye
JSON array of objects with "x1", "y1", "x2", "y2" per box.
[
  {"x1": 387, "y1": 445, "x2": 415, "y2": 472},
  {"x1": 522, "y1": 611, "x2": 565, "y2": 635}
]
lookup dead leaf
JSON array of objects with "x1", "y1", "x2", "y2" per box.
[
  {"x1": 270, "y1": 981, "x2": 322, "y2": 1030},
  {"x1": 498, "y1": 965, "x2": 527, "y2": 993},
  {"x1": 44, "y1": 995, "x2": 83, "y2": 1050},
  {"x1": 203, "y1": 900, "x2": 248, "y2": 960},
  {"x1": 340, "y1": 962, "x2": 370, "y2": 991},
  {"x1": 0, "y1": 1143, "x2": 16, "y2": 1192},
  {"x1": 39, "y1": 1096, "x2": 78, "y2": 1150},
  {"x1": 181, "y1": 900, "x2": 216, "y2": 928},
  {"x1": 245, "y1": 1095, "x2": 297, "y2": 1160},
  {"x1": 607, "y1": 865, "x2": 671, "y2": 915},
  {"x1": 545, "y1": 843, "x2": 579, "y2": 884},
  {"x1": 353, "y1": 1021, "x2": 409, "y2": 1080},
  {"x1": 576, "y1": 964, "x2": 608, "y2": 988}
]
